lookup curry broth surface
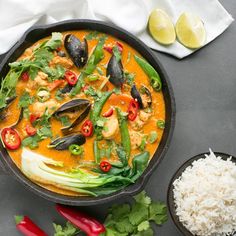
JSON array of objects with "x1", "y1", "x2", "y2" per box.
[{"x1": 0, "y1": 31, "x2": 165, "y2": 196}]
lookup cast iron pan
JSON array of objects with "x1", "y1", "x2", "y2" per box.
[{"x1": 0, "y1": 20, "x2": 175, "y2": 206}]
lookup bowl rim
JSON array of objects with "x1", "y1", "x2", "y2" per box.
[
  {"x1": 0, "y1": 19, "x2": 176, "y2": 205},
  {"x1": 167, "y1": 151, "x2": 236, "y2": 236}
]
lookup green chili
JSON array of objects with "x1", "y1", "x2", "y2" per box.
[
  {"x1": 157, "y1": 119, "x2": 165, "y2": 129},
  {"x1": 116, "y1": 108, "x2": 131, "y2": 158},
  {"x1": 93, "y1": 140, "x2": 101, "y2": 163},
  {"x1": 36, "y1": 87, "x2": 50, "y2": 102},
  {"x1": 69, "y1": 144, "x2": 83, "y2": 156},
  {"x1": 134, "y1": 55, "x2": 162, "y2": 91}
]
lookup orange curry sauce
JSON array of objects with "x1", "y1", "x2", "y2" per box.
[{"x1": 0, "y1": 31, "x2": 165, "y2": 196}]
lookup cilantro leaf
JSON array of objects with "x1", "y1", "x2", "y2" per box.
[
  {"x1": 137, "y1": 221, "x2": 150, "y2": 232},
  {"x1": 109, "y1": 204, "x2": 130, "y2": 221},
  {"x1": 134, "y1": 228, "x2": 154, "y2": 236},
  {"x1": 114, "y1": 217, "x2": 135, "y2": 234},
  {"x1": 44, "y1": 32, "x2": 63, "y2": 50},
  {"x1": 129, "y1": 202, "x2": 149, "y2": 226},
  {"x1": 18, "y1": 92, "x2": 33, "y2": 108},
  {"x1": 85, "y1": 31, "x2": 99, "y2": 40},
  {"x1": 134, "y1": 191, "x2": 151, "y2": 206},
  {"x1": 53, "y1": 221, "x2": 80, "y2": 236},
  {"x1": 124, "y1": 71, "x2": 135, "y2": 86}
]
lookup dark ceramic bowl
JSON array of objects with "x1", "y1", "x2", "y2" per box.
[
  {"x1": 168, "y1": 151, "x2": 236, "y2": 236},
  {"x1": 0, "y1": 20, "x2": 175, "y2": 206}
]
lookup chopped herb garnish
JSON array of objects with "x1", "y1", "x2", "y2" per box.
[
  {"x1": 18, "y1": 92, "x2": 34, "y2": 108},
  {"x1": 124, "y1": 71, "x2": 135, "y2": 86},
  {"x1": 59, "y1": 116, "x2": 71, "y2": 127},
  {"x1": 113, "y1": 45, "x2": 122, "y2": 61},
  {"x1": 87, "y1": 74, "x2": 99, "y2": 82},
  {"x1": 85, "y1": 31, "x2": 99, "y2": 40}
]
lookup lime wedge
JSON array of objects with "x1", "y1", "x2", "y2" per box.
[
  {"x1": 148, "y1": 9, "x2": 176, "y2": 45},
  {"x1": 176, "y1": 12, "x2": 206, "y2": 49}
]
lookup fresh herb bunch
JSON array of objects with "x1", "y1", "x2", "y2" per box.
[{"x1": 53, "y1": 191, "x2": 168, "y2": 236}]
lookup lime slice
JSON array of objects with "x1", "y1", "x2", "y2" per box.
[
  {"x1": 176, "y1": 12, "x2": 206, "y2": 49},
  {"x1": 148, "y1": 9, "x2": 176, "y2": 45}
]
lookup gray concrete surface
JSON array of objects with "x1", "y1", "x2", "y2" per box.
[{"x1": 0, "y1": 1, "x2": 235, "y2": 235}]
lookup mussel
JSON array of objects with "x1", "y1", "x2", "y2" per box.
[
  {"x1": 106, "y1": 55, "x2": 124, "y2": 87},
  {"x1": 64, "y1": 34, "x2": 88, "y2": 68},
  {"x1": 0, "y1": 96, "x2": 17, "y2": 120},
  {"x1": 53, "y1": 99, "x2": 91, "y2": 133},
  {"x1": 48, "y1": 133, "x2": 86, "y2": 150},
  {"x1": 131, "y1": 85, "x2": 152, "y2": 109}
]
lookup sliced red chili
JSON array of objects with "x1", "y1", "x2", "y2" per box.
[
  {"x1": 25, "y1": 125, "x2": 37, "y2": 136},
  {"x1": 21, "y1": 72, "x2": 29, "y2": 82},
  {"x1": 104, "y1": 42, "x2": 123, "y2": 54},
  {"x1": 102, "y1": 107, "x2": 114, "y2": 117},
  {"x1": 127, "y1": 99, "x2": 139, "y2": 121},
  {"x1": 48, "y1": 79, "x2": 64, "y2": 91},
  {"x1": 81, "y1": 120, "x2": 93, "y2": 137},
  {"x1": 15, "y1": 215, "x2": 48, "y2": 236},
  {"x1": 82, "y1": 84, "x2": 89, "y2": 92},
  {"x1": 103, "y1": 45, "x2": 113, "y2": 54},
  {"x1": 1, "y1": 128, "x2": 21, "y2": 150},
  {"x1": 116, "y1": 41, "x2": 123, "y2": 52},
  {"x1": 56, "y1": 47, "x2": 62, "y2": 52},
  {"x1": 100, "y1": 161, "x2": 112, "y2": 172},
  {"x1": 65, "y1": 70, "x2": 78, "y2": 86},
  {"x1": 29, "y1": 114, "x2": 40, "y2": 124}
]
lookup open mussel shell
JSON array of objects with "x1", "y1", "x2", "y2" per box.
[
  {"x1": 131, "y1": 85, "x2": 152, "y2": 109},
  {"x1": 0, "y1": 96, "x2": 17, "y2": 120},
  {"x1": 64, "y1": 34, "x2": 88, "y2": 68},
  {"x1": 53, "y1": 99, "x2": 91, "y2": 133},
  {"x1": 61, "y1": 104, "x2": 91, "y2": 134},
  {"x1": 10, "y1": 108, "x2": 24, "y2": 128},
  {"x1": 106, "y1": 55, "x2": 124, "y2": 87},
  {"x1": 48, "y1": 133, "x2": 86, "y2": 150},
  {"x1": 53, "y1": 99, "x2": 90, "y2": 117}
]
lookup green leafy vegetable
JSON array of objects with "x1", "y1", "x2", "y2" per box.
[
  {"x1": 53, "y1": 221, "x2": 80, "y2": 236},
  {"x1": 139, "y1": 136, "x2": 147, "y2": 151},
  {"x1": 104, "y1": 191, "x2": 168, "y2": 235}
]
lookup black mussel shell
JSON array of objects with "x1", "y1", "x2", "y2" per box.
[
  {"x1": 57, "y1": 50, "x2": 66, "y2": 57},
  {"x1": 49, "y1": 133, "x2": 86, "y2": 150},
  {"x1": 130, "y1": 85, "x2": 152, "y2": 109},
  {"x1": 11, "y1": 108, "x2": 24, "y2": 128},
  {"x1": 61, "y1": 104, "x2": 91, "y2": 134},
  {"x1": 60, "y1": 84, "x2": 73, "y2": 94},
  {"x1": 106, "y1": 55, "x2": 124, "y2": 87},
  {"x1": 53, "y1": 99, "x2": 90, "y2": 117},
  {"x1": 0, "y1": 96, "x2": 17, "y2": 120},
  {"x1": 64, "y1": 34, "x2": 88, "y2": 68},
  {"x1": 131, "y1": 85, "x2": 143, "y2": 109}
]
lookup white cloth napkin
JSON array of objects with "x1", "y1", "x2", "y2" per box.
[{"x1": 0, "y1": 0, "x2": 234, "y2": 58}]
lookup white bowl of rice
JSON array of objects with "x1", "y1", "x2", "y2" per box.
[{"x1": 168, "y1": 150, "x2": 236, "y2": 236}]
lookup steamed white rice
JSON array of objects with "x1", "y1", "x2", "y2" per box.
[{"x1": 173, "y1": 149, "x2": 236, "y2": 236}]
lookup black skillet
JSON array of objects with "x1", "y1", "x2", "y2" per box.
[{"x1": 0, "y1": 20, "x2": 175, "y2": 206}]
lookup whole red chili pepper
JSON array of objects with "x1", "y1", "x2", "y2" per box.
[
  {"x1": 56, "y1": 204, "x2": 105, "y2": 236},
  {"x1": 15, "y1": 215, "x2": 48, "y2": 236}
]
